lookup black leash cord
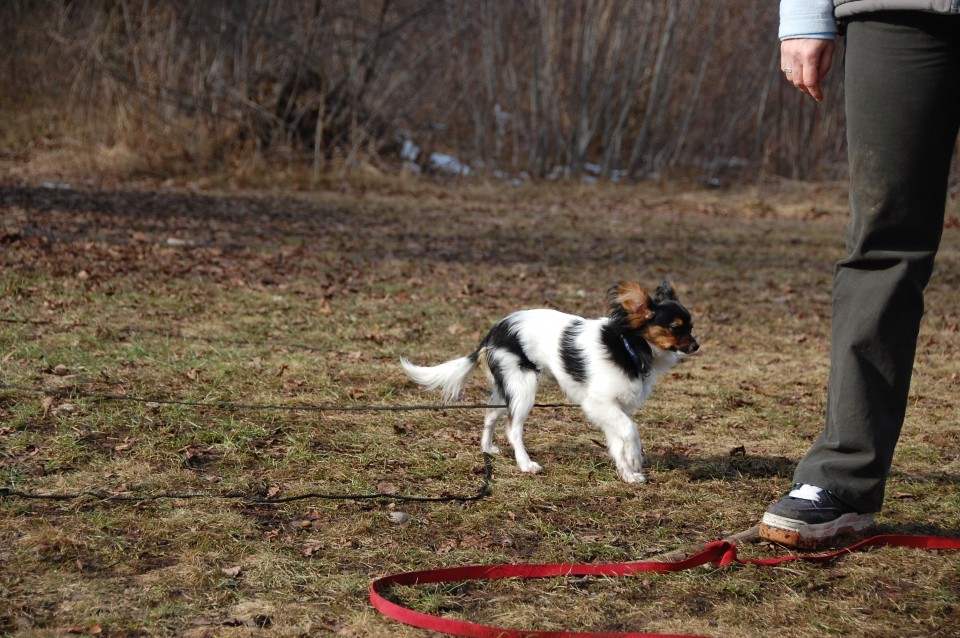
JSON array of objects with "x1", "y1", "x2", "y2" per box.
[{"x1": 0, "y1": 383, "x2": 573, "y2": 412}]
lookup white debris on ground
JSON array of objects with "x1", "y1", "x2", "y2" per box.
[{"x1": 400, "y1": 139, "x2": 470, "y2": 176}]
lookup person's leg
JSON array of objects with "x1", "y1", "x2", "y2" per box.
[
  {"x1": 796, "y1": 12, "x2": 960, "y2": 514},
  {"x1": 762, "y1": 13, "x2": 960, "y2": 547}
]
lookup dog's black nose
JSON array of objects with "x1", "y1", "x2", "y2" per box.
[{"x1": 687, "y1": 340, "x2": 700, "y2": 353}]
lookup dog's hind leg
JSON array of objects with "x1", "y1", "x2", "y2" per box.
[
  {"x1": 581, "y1": 399, "x2": 646, "y2": 483},
  {"x1": 504, "y1": 372, "x2": 542, "y2": 474},
  {"x1": 481, "y1": 388, "x2": 506, "y2": 455}
]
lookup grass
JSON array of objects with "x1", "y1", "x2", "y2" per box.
[{"x1": 1, "y1": 175, "x2": 959, "y2": 637}]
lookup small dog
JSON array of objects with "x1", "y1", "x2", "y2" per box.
[{"x1": 401, "y1": 281, "x2": 698, "y2": 483}]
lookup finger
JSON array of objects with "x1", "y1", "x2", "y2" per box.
[
  {"x1": 780, "y1": 45, "x2": 797, "y2": 83},
  {"x1": 802, "y1": 40, "x2": 836, "y2": 102},
  {"x1": 802, "y1": 62, "x2": 823, "y2": 102},
  {"x1": 780, "y1": 43, "x2": 794, "y2": 80},
  {"x1": 787, "y1": 55, "x2": 817, "y2": 100},
  {"x1": 790, "y1": 62, "x2": 810, "y2": 97},
  {"x1": 819, "y1": 42, "x2": 836, "y2": 79},
  {"x1": 780, "y1": 48, "x2": 792, "y2": 77},
  {"x1": 781, "y1": 62, "x2": 798, "y2": 87}
]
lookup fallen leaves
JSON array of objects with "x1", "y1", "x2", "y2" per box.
[
  {"x1": 110, "y1": 439, "x2": 133, "y2": 455},
  {"x1": 179, "y1": 445, "x2": 220, "y2": 470},
  {"x1": 220, "y1": 565, "x2": 242, "y2": 578},
  {"x1": 375, "y1": 481, "x2": 399, "y2": 495},
  {"x1": 185, "y1": 601, "x2": 274, "y2": 633},
  {"x1": 435, "y1": 534, "x2": 500, "y2": 554},
  {"x1": 282, "y1": 379, "x2": 305, "y2": 393},
  {"x1": 41, "y1": 395, "x2": 55, "y2": 417},
  {"x1": 49, "y1": 364, "x2": 71, "y2": 376}
]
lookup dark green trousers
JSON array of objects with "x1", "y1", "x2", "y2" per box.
[{"x1": 794, "y1": 12, "x2": 960, "y2": 513}]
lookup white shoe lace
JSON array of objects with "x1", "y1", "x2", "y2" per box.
[{"x1": 788, "y1": 484, "x2": 824, "y2": 502}]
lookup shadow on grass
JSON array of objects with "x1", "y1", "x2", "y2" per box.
[
  {"x1": 889, "y1": 469, "x2": 960, "y2": 488},
  {"x1": 0, "y1": 183, "x2": 780, "y2": 271},
  {"x1": 652, "y1": 452, "x2": 795, "y2": 481},
  {"x1": 877, "y1": 522, "x2": 960, "y2": 538}
]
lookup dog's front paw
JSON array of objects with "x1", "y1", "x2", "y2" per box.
[
  {"x1": 520, "y1": 461, "x2": 544, "y2": 475},
  {"x1": 620, "y1": 470, "x2": 647, "y2": 484},
  {"x1": 482, "y1": 444, "x2": 501, "y2": 455}
]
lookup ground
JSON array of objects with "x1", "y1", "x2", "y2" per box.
[{"x1": 1, "y1": 176, "x2": 959, "y2": 637}]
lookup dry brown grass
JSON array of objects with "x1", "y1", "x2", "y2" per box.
[{"x1": 1, "y1": 172, "x2": 959, "y2": 637}]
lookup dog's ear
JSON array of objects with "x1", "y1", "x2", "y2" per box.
[
  {"x1": 610, "y1": 281, "x2": 654, "y2": 326},
  {"x1": 653, "y1": 280, "x2": 678, "y2": 303}
]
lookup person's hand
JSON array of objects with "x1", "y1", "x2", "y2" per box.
[{"x1": 780, "y1": 38, "x2": 836, "y2": 102}]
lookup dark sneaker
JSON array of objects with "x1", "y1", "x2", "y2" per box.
[{"x1": 759, "y1": 484, "x2": 877, "y2": 549}]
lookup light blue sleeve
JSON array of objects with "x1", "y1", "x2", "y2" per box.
[{"x1": 779, "y1": 0, "x2": 838, "y2": 40}]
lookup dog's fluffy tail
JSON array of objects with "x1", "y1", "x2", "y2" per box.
[{"x1": 400, "y1": 353, "x2": 478, "y2": 403}]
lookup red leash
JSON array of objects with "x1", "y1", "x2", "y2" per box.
[{"x1": 370, "y1": 533, "x2": 960, "y2": 638}]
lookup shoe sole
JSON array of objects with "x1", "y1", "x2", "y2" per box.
[{"x1": 759, "y1": 512, "x2": 877, "y2": 550}]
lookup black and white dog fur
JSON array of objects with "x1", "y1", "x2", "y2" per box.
[{"x1": 401, "y1": 281, "x2": 699, "y2": 483}]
